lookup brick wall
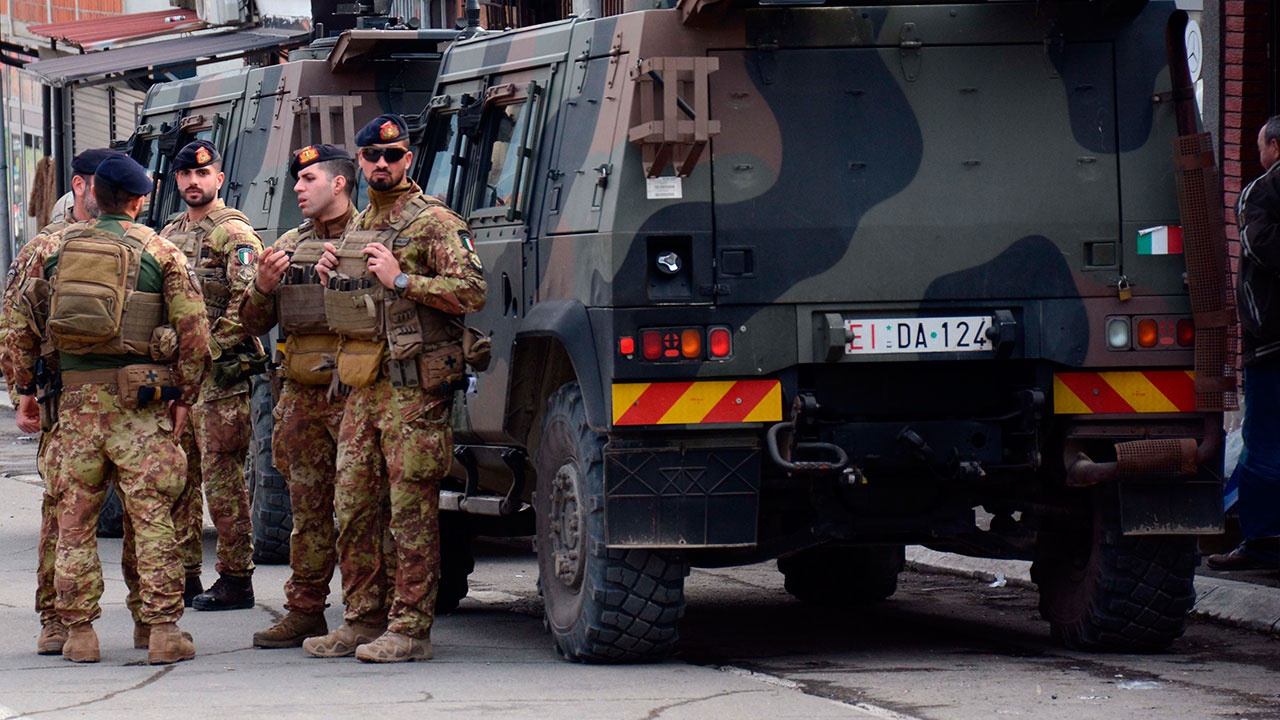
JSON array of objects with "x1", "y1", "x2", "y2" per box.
[{"x1": 1221, "y1": 1, "x2": 1272, "y2": 279}]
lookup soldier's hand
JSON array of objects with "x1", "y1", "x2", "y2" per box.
[
  {"x1": 170, "y1": 400, "x2": 190, "y2": 437},
  {"x1": 255, "y1": 247, "x2": 290, "y2": 294},
  {"x1": 362, "y1": 242, "x2": 403, "y2": 289},
  {"x1": 16, "y1": 395, "x2": 40, "y2": 434},
  {"x1": 316, "y1": 242, "x2": 339, "y2": 285}
]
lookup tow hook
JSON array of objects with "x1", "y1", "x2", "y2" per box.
[{"x1": 765, "y1": 393, "x2": 849, "y2": 474}]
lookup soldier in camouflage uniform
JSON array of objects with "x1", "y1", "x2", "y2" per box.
[
  {"x1": 303, "y1": 114, "x2": 486, "y2": 662},
  {"x1": 6, "y1": 154, "x2": 211, "y2": 664},
  {"x1": 160, "y1": 140, "x2": 265, "y2": 611},
  {"x1": 1, "y1": 148, "x2": 111, "y2": 656},
  {"x1": 240, "y1": 144, "x2": 357, "y2": 647}
]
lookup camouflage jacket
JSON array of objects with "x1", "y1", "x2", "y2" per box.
[
  {"x1": 240, "y1": 204, "x2": 354, "y2": 337},
  {"x1": 161, "y1": 198, "x2": 263, "y2": 400},
  {"x1": 5, "y1": 218, "x2": 212, "y2": 404},
  {"x1": 351, "y1": 180, "x2": 486, "y2": 320},
  {"x1": 0, "y1": 221, "x2": 67, "y2": 404}
]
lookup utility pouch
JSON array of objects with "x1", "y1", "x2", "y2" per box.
[
  {"x1": 150, "y1": 325, "x2": 179, "y2": 363},
  {"x1": 117, "y1": 364, "x2": 179, "y2": 410},
  {"x1": 284, "y1": 333, "x2": 339, "y2": 386},
  {"x1": 20, "y1": 277, "x2": 50, "y2": 337},
  {"x1": 418, "y1": 343, "x2": 464, "y2": 395},
  {"x1": 212, "y1": 341, "x2": 271, "y2": 389},
  {"x1": 384, "y1": 296, "x2": 424, "y2": 360},
  {"x1": 457, "y1": 322, "x2": 492, "y2": 371},
  {"x1": 47, "y1": 235, "x2": 132, "y2": 350},
  {"x1": 336, "y1": 337, "x2": 385, "y2": 388},
  {"x1": 199, "y1": 273, "x2": 231, "y2": 321}
]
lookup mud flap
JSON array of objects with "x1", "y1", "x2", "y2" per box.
[{"x1": 1118, "y1": 479, "x2": 1223, "y2": 535}]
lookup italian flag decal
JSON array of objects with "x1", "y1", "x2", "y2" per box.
[{"x1": 1136, "y1": 225, "x2": 1183, "y2": 255}]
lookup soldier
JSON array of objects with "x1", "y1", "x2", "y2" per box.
[
  {"x1": 160, "y1": 140, "x2": 265, "y2": 610},
  {"x1": 303, "y1": 114, "x2": 485, "y2": 662},
  {"x1": 239, "y1": 144, "x2": 357, "y2": 647},
  {"x1": 1, "y1": 148, "x2": 112, "y2": 656},
  {"x1": 7, "y1": 154, "x2": 211, "y2": 664}
]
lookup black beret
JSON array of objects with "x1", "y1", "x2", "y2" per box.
[
  {"x1": 355, "y1": 114, "x2": 409, "y2": 147},
  {"x1": 172, "y1": 139, "x2": 221, "y2": 171},
  {"x1": 289, "y1": 143, "x2": 351, "y2": 179},
  {"x1": 95, "y1": 155, "x2": 154, "y2": 196},
  {"x1": 71, "y1": 148, "x2": 125, "y2": 176}
]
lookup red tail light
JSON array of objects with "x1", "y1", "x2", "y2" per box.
[
  {"x1": 708, "y1": 326, "x2": 732, "y2": 358},
  {"x1": 1176, "y1": 318, "x2": 1195, "y2": 347}
]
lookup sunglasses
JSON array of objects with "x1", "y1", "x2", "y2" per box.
[{"x1": 360, "y1": 147, "x2": 408, "y2": 163}]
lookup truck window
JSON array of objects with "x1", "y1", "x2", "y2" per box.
[
  {"x1": 475, "y1": 101, "x2": 528, "y2": 211},
  {"x1": 421, "y1": 112, "x2": 462, "y2": 204}
]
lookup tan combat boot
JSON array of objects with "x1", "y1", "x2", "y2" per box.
[
  {"x1": 62, "y1": 623, "x2": 100, "y2": 663},
  {"x1": 355, "y1": 631, "x2": 433, "y2": 663},
  {"x1": 301, "y1": 622, "x2": 386, "y2": 658},
  {"x1": 37, "y1": 619, "x2": 68, "y2": 655},
  {"x1": 147, "y1": 622, "x2": 195, "y2": 665},
  {"x1": 137, "y1": 622, "x2": 193, "y2": 650},
  {"x1": 253, "y1": 610, "x2": 328, "y2": 648}
]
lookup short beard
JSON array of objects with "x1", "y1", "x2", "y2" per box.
[
  {"x1": 183, "y1": 189, "x2": 215, "y2": 208},
  {"x1": 368, "y1": 175, "x2": 398, "y2": 191}
]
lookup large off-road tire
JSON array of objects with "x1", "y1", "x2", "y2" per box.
[
  {"x1": 1031, "y1": 490, "x2": 1198, "y2": 652},
  {"x1": 437, "y1": 510, "x2": 475, "y2": 614},
  {"x1": 96, "y1": 483, "x2": 125, "y2": 538},
  {"x1": 248, "y1": 374, "x2": 291, "y2": 565},
  {"x1": 535, "y1": 382, "x2": 686, "y2": 663},
  {"x1": 778, "y1": 544, "x2": 905, "y2": 605}
]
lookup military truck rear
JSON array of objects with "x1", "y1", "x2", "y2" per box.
[{"x1": 421, "y1": 0, "x2": 1231, "y2": 662}]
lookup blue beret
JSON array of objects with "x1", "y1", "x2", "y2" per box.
[
  {"x1": 71, "y1": 148, "x2": 125, "y2": 176},
  {"x1": 289, "y1": 143, "x2": 351, "y2": 178},
  {"x1": 94, "y1": 155, "x2": 154, "y2": 196},
  {"x1": 172, "y1": 139, "x2": 221, "y2": 171},
  {"x1": 355, "y1": 114, "x2": 408, "y2": 147}
]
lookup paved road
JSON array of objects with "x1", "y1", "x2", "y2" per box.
[{"x1": 1, "y1": 405, "x2": 1278, "y2": 719}]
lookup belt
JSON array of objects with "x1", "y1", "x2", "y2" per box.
[{"x1": 60, "y1": 369, "x2": 119, "y2": 388}]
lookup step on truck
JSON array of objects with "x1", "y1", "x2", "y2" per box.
[{"x1": 419, "y1": 0, "x2": 1233, "y2": 662}]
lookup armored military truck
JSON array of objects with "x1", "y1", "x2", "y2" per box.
[{"x1": 414, "y1": 0, "x2": 1231, "y2": 662}]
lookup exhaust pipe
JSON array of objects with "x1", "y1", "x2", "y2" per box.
[{"x1": 1065, "y1": 415, "x2": 1223, "y2": 488}]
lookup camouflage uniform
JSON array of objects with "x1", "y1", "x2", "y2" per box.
[
  {"x1": 332, "y1": 180, "x2": 485, "y2": 640},
  {"x1": 6, "y1": 215, "x2": 211, "y2": 628},
  {"x1": 160, "y1": 199, "x2": 263, "y2": 580},
  {"x1": 239, "y1": 207, "x2": 354, "y2": 614}
]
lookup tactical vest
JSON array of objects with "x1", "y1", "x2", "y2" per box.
[
  {"x1": 46, "y1": 224, "x2": 166, "y2": 356},
  {"x1": 323, "y1": 195, "x2": 462, "y2": 389},
  {"x1": 168, "y1": 205, "x2": 251, "y2": 321},
  {"x1": 276, "y1": 221, "x2": 339, "y2": 385}
]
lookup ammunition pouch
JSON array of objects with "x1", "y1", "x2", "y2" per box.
[
  {"x1": 324, "y1": 282, "x2": 385, "y2": 340},
  {"x1": 283, "y1": 333, "x2": 339, "y2": 386},
  {"x1": 117, "y1": 364, "x2": 181, "y2": 410},
  {"x1": 336, "y1": 337, "x2": 385, "y2": 388},
  {"x1": 198, "y1": 271, "x2": 231, "y2": 321},
  {"x1": 211, "y1": 340, "x2": 271, "y2": 388},
  {"x1": 278, "y1": 283, "x2": 328, "y2": 334}
]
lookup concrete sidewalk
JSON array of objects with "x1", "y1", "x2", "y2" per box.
[{"x1": 906, "y1": 546, "x2": 1280, "y2": 636}]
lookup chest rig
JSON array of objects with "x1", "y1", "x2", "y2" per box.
[
  {"x1": 323, "y1": 195, "x2": 462, "y2": 390},
  {"x1": 168, "y1": 205, "x2": 250, "y2": 321},
  {"x1": 276, "y1": 222, "x2": 339, "y2": 385}
]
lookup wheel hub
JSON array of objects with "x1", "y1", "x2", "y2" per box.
[{"x1": 548, "y1": 461, "x2": 584, "y2": 588}]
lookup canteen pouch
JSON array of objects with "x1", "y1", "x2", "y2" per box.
[
  {"x1": 117, "y1": 364, "x2": 178, "y2": 410},
  {"x1": 284, "y1": 333, "x2": 339, "y2": 386},
  {"x1": 149, "y1": 325, "x2": 179, "y2": 363},
  {"x1": 336, "y1": 337, "x2": 384, "y2": 388}
]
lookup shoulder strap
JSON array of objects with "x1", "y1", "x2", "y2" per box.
[
  {"x1": 207, "y1": 205, "x2": 252, "y2": 228},
  {"x1": 378, "y1": 194, "x2": 433, "y2": 248}
]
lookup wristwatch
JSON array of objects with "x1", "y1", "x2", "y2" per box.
[{"x1": 393, "y1": 273, "x2": 410, "y2": 294}]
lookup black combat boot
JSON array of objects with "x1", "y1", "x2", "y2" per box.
[
  {"x1": 191, "y1": 574, "x2": 254, "y2": 611},
  {"x1": 183, "y1": 575, "x2": 204, "y2": 607}
]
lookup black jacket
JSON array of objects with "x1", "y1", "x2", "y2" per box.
[{"x1": 1237, "y1": 160, "x2": 1280, "y2": 365}]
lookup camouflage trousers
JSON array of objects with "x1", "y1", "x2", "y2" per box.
[
  {"x1": 335, "y1": 378, "x2": 451, "y2": 639},
  {"x1": 272, "y1": 382, "x2": 343, "y2": 614},
  {"x1": 179, "y1": 391, "x2": 254, "y2": 577},
  {"x1": 44, "y1": 384, "x2": 186, "y2": 626},
  {"x1": 123, "y1": 469, "x2": 202, "y2": 622}
]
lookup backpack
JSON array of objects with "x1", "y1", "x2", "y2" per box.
[{"x1": 47, "y1": 224, "x2": 162, "y2": 355}]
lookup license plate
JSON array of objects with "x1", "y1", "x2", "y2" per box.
[{"x1": 845, "y1": 316, "x2": 992, "y2": 355}]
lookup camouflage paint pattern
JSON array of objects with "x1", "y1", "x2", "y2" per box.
[
  {"x1": 161, "y1": 199, "x2": 261, "y2": 578},
  {"x1": 331, "y1": 183, "x2": 485, "y2": 638}
]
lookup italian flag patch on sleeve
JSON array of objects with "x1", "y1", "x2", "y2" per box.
[{"x1": 1136, "y1": 225, "x2": 1183, "y2": 255}]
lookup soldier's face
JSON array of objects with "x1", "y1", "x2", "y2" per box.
[
  {"x1": 175, "y1": 165, "x2": 223, "y2": 208},
  {"x1": 359, "y1": 143, "x2": 412, "y2": 191},
  {"x1": 73, "y1": 174, "x2": 99, "y2": 220},
  {"x1": 294, "y1": 167, "x2": 341, "y2": 220}
]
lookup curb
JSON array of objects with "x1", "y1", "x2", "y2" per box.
[{"x1": 904, "y1": 546, "x2": 1280, "y2": 637}]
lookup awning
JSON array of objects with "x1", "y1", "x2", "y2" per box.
[
  {"x1": 28, "y1": 9, "x2": 204, "y2": 51},
  {"x1": 24, "y1": 28, "x2": 312, "y2": 88}
]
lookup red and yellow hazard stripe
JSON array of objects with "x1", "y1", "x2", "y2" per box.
[
  {"x1": 1053, "y1": 370, "x2": 1196, "y2": 414},
  {"x1": 613, "y1": 380, "x2": 782, "y2": 425}
]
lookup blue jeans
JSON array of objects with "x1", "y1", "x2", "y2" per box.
[{"x1": 1231, "y1": 360, "x2": 1280, "y2": 562}]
